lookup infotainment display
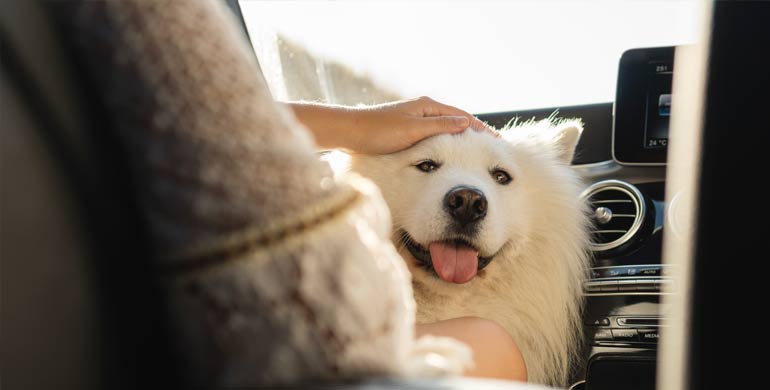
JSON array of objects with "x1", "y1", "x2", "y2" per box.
[
  {"x1": 613, "y1": 47, "x2": 675, "y2": 165},
  {"x1": 644, "y1": 61, "x2": 672, "y2": 149}
]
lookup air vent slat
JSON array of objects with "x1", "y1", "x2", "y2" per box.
[
  {"x1": 593, "y1": 216, "x2": 635, "y2": 231},
  {"x1": 595, "y1": 201, "x2": 636, "y2": 215}
]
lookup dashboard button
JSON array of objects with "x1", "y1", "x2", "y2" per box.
[
  {"x1": 638, "y1": 329, "x2": 660, "y2": 343},
  {"x1": 635, "y1": 280, "x2": 657, "y2": 291},
  {"x1": 611, "y1": 329, "x2": 639, "y2": 342},
  {"x1": 623, "y1": 266, "x2": 640, "y2": 276},
  {"x1": 617, "y1": 279, "x2": 638, "y2": 291},
  {"x1": 638, "y1": 267, "x2": 661, "y2": 277},
  {"x1": 594, "y1": 328, "x2": 613, "y2": 341},
  {"x1": 605, "y1": 268, "x2": 626, "y2": 278},
  {"x1": 618, "y1": 317, "x2": 659, "y2": 326},
  {"x1": 587, "y1": 318, "x2": 611, "y2": 326},
  {"x1": 584, "y1": 281, "x2": 602, "y2": 293}
]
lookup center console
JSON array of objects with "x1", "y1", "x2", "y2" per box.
[
  {"x1": 572, "y1": 46, "x2": 677, "y2": 390},
  {"x1": 575, "y1": 178, "x2": 668, "y2": 390}
]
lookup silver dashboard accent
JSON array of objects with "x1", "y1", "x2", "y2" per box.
[
  {"x1": 569, "y1": 380, "x2": 586, "y2": 390},
  {"x1": 584, "y1": 281, "x2": 603, "y2": 293},
  {"x1": 595, "y1": 206, "x2": 613, "y2": 224},
  {"x1": 617, "y1": 279, "x2": 639, "y2": 291},
  {"x1": 580, "y1": 180, "x2": 647, "y2": 252},
  {"x1": 571, "y1": 159, "x2": 666, "y2": 183},
  {"x1": 583, "y1": 292, "x2": 674, "y2": 297},
  {"x1": 583, "y1": 279, "x2": 675, "y2": 296},
  {"x1": 616, "y1": 317, "x2": 665, "y2": 327}
]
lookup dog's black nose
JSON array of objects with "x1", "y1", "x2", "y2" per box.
[{"x1": 444, "y1": 186, "x2": 487, "y2": 225}]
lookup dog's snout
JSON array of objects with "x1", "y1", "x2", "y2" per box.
[{"x1": 444, "y1": 187, "x2": 487, "y2": 225}]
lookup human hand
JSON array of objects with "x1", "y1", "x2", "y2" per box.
[
  {"x1": 288, "y1": 97, "x2": 498, "y2": 155},
  {"x1": 343, "y1": 96, "x2": 498, "y2": 154}
]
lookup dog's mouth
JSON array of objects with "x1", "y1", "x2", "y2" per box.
[{"x1": 401, "y1": 231, "x2": 494, "y2": 284}]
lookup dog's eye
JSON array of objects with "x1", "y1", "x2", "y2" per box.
[
  {"x1": 492, "y1": 169, "x2": 512, "y2": 185},
  {"x1": 415, "y1": 160, "x2": 440, "y2": 173}
]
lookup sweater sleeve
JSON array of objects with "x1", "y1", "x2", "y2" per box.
[{"x1": 54, "y1": 0, "x2": 424, "y2": 386}]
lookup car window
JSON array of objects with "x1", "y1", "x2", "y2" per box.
[{"x1": 240, "y1": 1, "x2": 699, "y2": 113}]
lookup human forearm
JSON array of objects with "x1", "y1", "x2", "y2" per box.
[
  {"x1": 416, "y1": 317, "x2": 528, "y2": 382},
  {"x1": 286, "y1": 102, "x2": 359, "y2": 152},
  {"x1": 285, "y1": 98, "x2": 495, "y2": 154}
]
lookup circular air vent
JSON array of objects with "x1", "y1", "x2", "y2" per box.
[{"x1": 580, "y1": 180, "x2": 651, "y2": 256}]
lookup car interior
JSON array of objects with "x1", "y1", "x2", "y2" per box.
[{"x1": 2, "y1": 1, "x2": 768, "y2": 389}]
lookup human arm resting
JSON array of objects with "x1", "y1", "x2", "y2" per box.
[{"x1": 286, "y1": 97, "x2": 496, "y2": 154}]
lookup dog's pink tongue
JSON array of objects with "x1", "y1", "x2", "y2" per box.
[{"x1": 429, "y1": 242, "x2": 479, "y2": 284}]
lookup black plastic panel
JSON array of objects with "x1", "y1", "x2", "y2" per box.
[
  {"x1": 476, "y1": 102, "x2": 613, "y2": 165},
  {"x1": 586, "y1": 354, "x2": 657, "y2": 390}
]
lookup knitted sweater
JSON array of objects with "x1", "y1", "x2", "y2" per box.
[{"x1": 57, "y1": 0, "x2": 469, "y2": 386}]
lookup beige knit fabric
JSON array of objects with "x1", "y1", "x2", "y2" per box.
[{"x1": 59, "y1": 0, "x2": 470, "y2": 387}]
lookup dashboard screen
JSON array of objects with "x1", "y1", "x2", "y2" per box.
[
  {"x1": 613, "y1": 46, "x2": 674, "y2": 165},
  {"x1": 644, "y1": 61, "x2": 673, "y2": 149}
]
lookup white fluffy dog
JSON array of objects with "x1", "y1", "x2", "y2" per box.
[{"x1": 349, "y1": 120, "x2": 591, "y2": 386}]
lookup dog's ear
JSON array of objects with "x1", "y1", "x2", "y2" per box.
[{"x1": 550, "y1": 121, "x2": 583, "y2": 163}]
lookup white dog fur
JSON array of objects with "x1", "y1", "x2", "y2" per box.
[{"x1": 348, "y1": 120, "x2": 591, "y2": 387}]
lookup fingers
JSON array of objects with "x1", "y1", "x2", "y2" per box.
[
  {"x1": 414, "y1": 116, "x2": 470, "y2": 138},
  {"x1": 414, "y1": 96, "x2": 471, "y2": 120},
  {"x1": 413, "y1": 96, "x2": 500, "y2": 138}
]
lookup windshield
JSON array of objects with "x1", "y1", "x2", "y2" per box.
[{"x1": 240, "y1": 1, "x2": 699, "y2": 113}]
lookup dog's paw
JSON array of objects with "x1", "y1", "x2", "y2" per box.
[{"x1": 404, "y1": 335, "x2": 474, "y2": 377}]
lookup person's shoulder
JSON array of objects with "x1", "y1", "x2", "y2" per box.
[
  {"x1": 418, "y1": 317, "x2": 527, "y2": 382},
  {"x1": 462, "y1": 317, "x2": 528, "y2": 382}
]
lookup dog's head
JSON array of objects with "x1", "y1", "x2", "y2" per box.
[{"x1": 349, "y1": 120, "x2": 583, "y2": 285}]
